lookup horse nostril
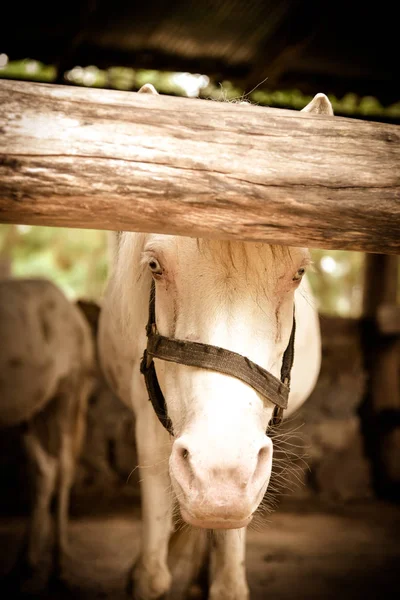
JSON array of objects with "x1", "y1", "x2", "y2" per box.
[
  {"x1": 180, "y1": 447, "x2": 189, "y2": 460},
  {"x1": 172, "y1": 439, "x2": 192, "y2": 468},
  {"x1": 253, "y1": 443, "x2": 272, "y2": 483},
  {"x1": 172, "y1": 441, "x2": 194, "y2": 490}
]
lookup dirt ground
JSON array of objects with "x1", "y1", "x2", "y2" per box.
[{"x1": 0, "y1": 499, "x2": 399, "y2": 600}]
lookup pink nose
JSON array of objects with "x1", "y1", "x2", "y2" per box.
[{"x1": 169, "y1": 436, "x2": 273, "y2": 528}]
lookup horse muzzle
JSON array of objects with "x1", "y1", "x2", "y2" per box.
[{"x1": 169, "y1": 435, "x2": 272, "y2": 529}]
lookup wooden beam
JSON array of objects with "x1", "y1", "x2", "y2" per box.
[
  {"x1": 377, "y1": 304, "x2": 400, "y2": 336},
  {"x1": 0, "y1": 80, "x2": 399, "y2": 253},
  {"x1": 362, "y1": 254, "x2": 400, "y2": 497}
]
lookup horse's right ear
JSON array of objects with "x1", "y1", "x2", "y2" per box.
[
  {"x1": 301, "y1": 93, "x2": 333, "y2": 115},
  {"x1": 138, "y1": 84, "x2": 159, "y2": 95}
]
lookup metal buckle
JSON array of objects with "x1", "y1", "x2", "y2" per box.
[{"x1": 140, "y1": 350, "x2": 153, "y2": 373}]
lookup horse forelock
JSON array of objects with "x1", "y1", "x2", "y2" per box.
[
  {"x1": 109, "y1": 233, "x2": 309, "y2": 332},
  {"x1": 196, "y1": 238, "x2": 300, "y2": 269}
]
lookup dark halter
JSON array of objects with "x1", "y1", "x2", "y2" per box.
[{"x1": 140, "y1": 281, "x2": 296, "y2": 435}]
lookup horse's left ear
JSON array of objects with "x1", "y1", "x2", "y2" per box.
[
  {"x1": 138, "y1": 83, "x2": 159, "y2": 95},
  {"x1": 301, "y1": 93, "x2": 333, "y2": 115}
]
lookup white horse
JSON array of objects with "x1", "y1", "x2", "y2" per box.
[
  {"x1": 99, "y1": 87, "x2": 333, "y2": 600},
  {"x1": 0, "y1": 278, "x2": 95, "y2": 586}
]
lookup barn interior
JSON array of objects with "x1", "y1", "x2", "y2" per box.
[{"x1": 0, "y1": 1, "x2": 399, "y2": 599}]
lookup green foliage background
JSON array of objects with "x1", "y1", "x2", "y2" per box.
[
  {"x1": 0, "y1": 225, "x2": 108, "y2": 301},
  {"x1": 1, "y1": 59, "x2": 399, "y2": 122}
]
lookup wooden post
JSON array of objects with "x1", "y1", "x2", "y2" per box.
[
  {"x1": 0, "y1": 80, "x2": 399, "y2": 254},
  {"x1": 362, "y1": 255, "x2": 400, "y2": 498}
]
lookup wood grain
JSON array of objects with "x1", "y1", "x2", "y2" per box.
[{"x1": 0, "y1": 80, "x2": 399, "y2": 253}]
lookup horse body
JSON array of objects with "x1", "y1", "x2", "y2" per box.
[
  {"x1": 99, "y1": 89, "x2": 332, "y2": 599},
  {"x1": 0, "y1": 278, "x2": 94, "y2": 427},
  {"x1": 0, "y1": 278, "x2": 95, "y2": 584}
]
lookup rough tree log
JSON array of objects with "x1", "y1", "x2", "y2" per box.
[{"x1": 0, "y1": 80, "x2": 399, "y2": 253}]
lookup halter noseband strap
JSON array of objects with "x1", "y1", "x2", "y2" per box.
[{"x1": 140, "y1": 281, "x2": 296, "y2": 435}]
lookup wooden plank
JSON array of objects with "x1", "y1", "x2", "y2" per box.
[{"x1": 0, "y1": 80, "x2": 399, "y2": 253}]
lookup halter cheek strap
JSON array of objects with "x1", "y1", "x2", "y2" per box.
[{"x1": 140, "y1": 281, "x2": 296, "y2": 435}]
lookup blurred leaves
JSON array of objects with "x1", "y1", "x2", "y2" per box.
[
  {"x1": 309, "y1": 249, "x2": 364, "y2": 318},
  {"x1": 1, "y1": 59, "x2": 399, "y2": 120},
  {"x1": 0, "y1": 58, "x2": 56, "y2": 82},
  {"x1": 0, "y1": 225, "x2": 108, "y2": 301},
  {"x1": 250, "y1": 90, "x2": 400, "y2": 119}
]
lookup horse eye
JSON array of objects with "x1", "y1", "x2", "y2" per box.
[
  {"x1": 148, "y1": 258, "x2": 163, "y2": 275},
  {"x1": 293, "y1": 267, "x2": 305, "y2": 281}
]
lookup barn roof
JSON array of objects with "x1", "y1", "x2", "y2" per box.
[{"x1": 1, "y1": 1, "x2": 397, "y2": 104}]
